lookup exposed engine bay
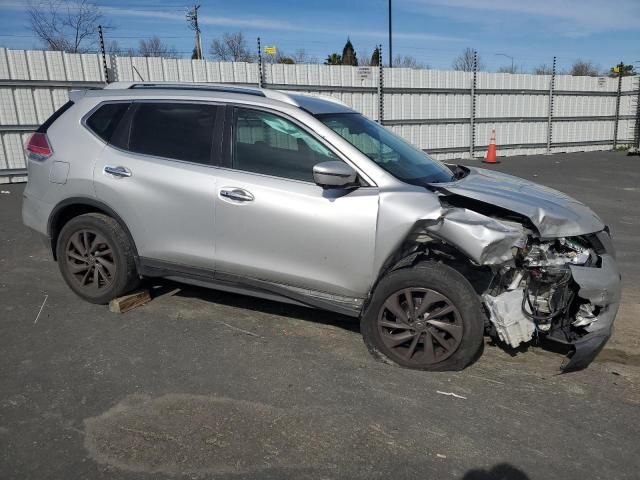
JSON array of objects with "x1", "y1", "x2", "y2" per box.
[
  {"x1": 410, "y1": 169, "x2": 622, "y2": 371},
  {"x1": 483, "y1": 236, "x2": 605, "y2": 357}
]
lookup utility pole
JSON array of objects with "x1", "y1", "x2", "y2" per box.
[
  {"x1": 186, "y1": 4, "x2": 203, "y2": 60},
  {"x1": 388, "y1": 0, "x2": 392, "y2": 67}
]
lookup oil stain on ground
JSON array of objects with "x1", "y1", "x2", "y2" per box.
[{"x1": 83, "y1": 393, "x2": 416, "y2": 476}]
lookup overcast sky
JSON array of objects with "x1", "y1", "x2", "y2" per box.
[{"x1": 0, "y1": 0, "x2": 638, "y2": 72}]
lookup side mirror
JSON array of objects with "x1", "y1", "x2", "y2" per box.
[{"x1": 313, "y1": 161, "x2": 358, "y2": 189}]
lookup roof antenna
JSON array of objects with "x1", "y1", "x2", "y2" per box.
[{"x1": 132, "y1": 65, "x2": 145, "y2": 81}]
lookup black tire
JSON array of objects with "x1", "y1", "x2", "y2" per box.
[
  {"x1": 56, "y1": 213, "x2": 139, "y2": 304},
  {"x1": 361, "y1": 261, "x2": 484, "y2": 371}
]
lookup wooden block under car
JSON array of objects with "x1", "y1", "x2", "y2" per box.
[{"x1": 109, "y1": 290, "x2": 151, "y2": 313}]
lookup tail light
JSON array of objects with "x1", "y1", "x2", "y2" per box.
[{"x1": 26, "y1": 132, "x2": 53, "y2": 161}]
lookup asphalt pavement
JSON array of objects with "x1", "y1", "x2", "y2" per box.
[{"x1": 1, "y1": 151, "x2": 639, "y2": 480}]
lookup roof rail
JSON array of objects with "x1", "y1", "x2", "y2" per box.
[
  {"x1": 103, "y1": 81, "x2": 265, "y2": 97},
  {"x1": 99, "y1": 81, "x2": 354, "y2": 113}
]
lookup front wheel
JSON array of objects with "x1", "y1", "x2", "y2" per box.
[{"x1": 361, "y1": 261, "x2": 484, "y2": 371}]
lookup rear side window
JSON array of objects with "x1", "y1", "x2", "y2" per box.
[
  {"x1": 86, "y1": 102, "x2": 129, "y2": 142},
  {"x1": 128, "y1": 103, "x2": 218, "y2": 164}
]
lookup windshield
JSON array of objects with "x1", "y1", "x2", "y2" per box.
[{"x1": 316, "y1": 113, "x2": 454, "y2": 184}]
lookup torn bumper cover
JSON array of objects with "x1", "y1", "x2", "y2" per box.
[{"x1": 561, "y1": 254, "x2": 621, "y2": 371}]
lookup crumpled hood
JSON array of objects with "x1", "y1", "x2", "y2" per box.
[{"x1": 433, "y1": 167, "x2": 604, "y2": 237}]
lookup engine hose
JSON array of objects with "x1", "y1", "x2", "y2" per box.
[{"x1": 520, "y1": 269, "x2": 572, "y2": 322}]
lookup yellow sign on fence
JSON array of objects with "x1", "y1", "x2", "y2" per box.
[{"x1": 264, "y1": 46, "x2": 277, "y2": 55}]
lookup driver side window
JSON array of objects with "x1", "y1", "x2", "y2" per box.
[{"x1": 233, "y1": 108, "x2": 338, "y2": 182}]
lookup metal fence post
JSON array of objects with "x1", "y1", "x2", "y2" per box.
[
  {"x1": 98, "y1": 25, "x2": 109, "y2": 83},
  {"x1": 546, "y1": 56, "x2": 556, "y2": 154},
  {"x1": 469, "y1": 50, "x2": 477, "y2": 158},
  {"x1": 378, "y1": 44, "x2": 384, "y2": 124},
  {"x1": 613, "y1": 66, "x2": 623, "y2": 150},
  {"x1": 257, "y1": 37, "x2": 265, "y2": 88},
  {"x1": 634, "y1": 76, "x2": 640, "y2": 152}
]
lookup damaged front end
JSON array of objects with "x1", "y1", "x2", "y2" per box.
[
  {"x1": 481, "y1": 232, "x2": 620, "y2": 371},
  {"x1": 419, "y1": 170, "x2": 622, "y2": 371}
]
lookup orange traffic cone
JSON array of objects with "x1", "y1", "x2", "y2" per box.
[{"x1": 483, "y1": 129, "x2": 499, "y2": 164}]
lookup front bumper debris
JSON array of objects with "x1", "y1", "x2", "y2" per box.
[{"x1": 560, "y1": 253, "x2": 621, "y2": 371}]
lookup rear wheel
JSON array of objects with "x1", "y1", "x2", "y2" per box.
[
  {"x1": 361, "y1": 261, "x2": 484, "y2": 371},
  {"x1": 56, "y1": 213, "x2": 139, "y2": 304}
]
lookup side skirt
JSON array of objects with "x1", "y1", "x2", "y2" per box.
[{"x1": 138, "y1": 258, "x2": 364, "y2": 318}]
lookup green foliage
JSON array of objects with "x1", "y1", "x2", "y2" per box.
[
  {"x1": 370, "y1": 47, "x2": 380, "y2": 66},
  {"x1": 341, "y1": 38, "x2": 358, "y2": 66},
  {"x1": 609, "y1": 62, "x2": 636, "y2": 77},
  {"x1": 325, "y1": 53, "x2": 342, "y2": 65}
]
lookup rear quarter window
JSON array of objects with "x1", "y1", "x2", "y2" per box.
[
  {"x1": 86, "y1": 102, "x2": 130, "y2": 142},
  {"x1": 37, "y1": 100, "x2": 74, "y2": 133}
]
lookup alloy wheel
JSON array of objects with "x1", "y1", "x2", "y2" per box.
[
  {"x1": 65, "y1": 229, "x2": 116, "y2": 290},
  {"x1": 377, "y1": 288, "x2": 463, "y2": 364}
]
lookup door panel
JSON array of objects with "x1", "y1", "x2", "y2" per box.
[
  {"x1": 213, "y1": 169, "x2": 378, "y2": 297},
  {"x1": 91, "y1": 101, "x2": 221, "y2": 270},
  {"x1": 94, "y1": 149, "x2": 219, "y2": 269},
  {"x1": 213, "y1": 106, "x2": 379, "y2": 297}
]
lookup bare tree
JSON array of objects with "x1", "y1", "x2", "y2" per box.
[
  {"x1": 271, "y1": 52, "x2": 295, "y2": 64},
  {"x1": 105, "y1": 40, "x2": 122, "y2": 55},
  {"x1": 532, "y1": 64, "x2": 554, "y2": 75},
  {"x1": 105, "y1": 40, "x2": 134, "y2": 57},
  {"x1": 569, "y1": 60, "x2": 600, "y2": 77},
  {"x1": 262, "y1": 48, "x2": 317, "y2": 65},
  {"x1": 137, "y1": 36, "x2": 178, "y2": 58},
  {"x1": 291, "y1": 49, "x2": 317, "y2": 64},
  {"x1": 497, "y1": 65, "x2": 521, "y2": 74},
  {"x1": 27, "y1": 0, "x2": 106, "y2": 53},
  {"x1": 209, "y1": 32, "x2": 254, "y2": 62},
  {"x1": 452, "y1": 47, "x2": 484, "y2": 72},
  {"x1": 393, "y1": 54, "x2": 428, "y2": 69}
]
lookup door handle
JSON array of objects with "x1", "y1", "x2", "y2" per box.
[
  {"x1": 219, "y1": 188, "x2": 254, "y2": 202},
  {"x1": 104, "y1": 165, "x2": 132, "y2": 178}
]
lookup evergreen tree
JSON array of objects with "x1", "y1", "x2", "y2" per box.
[
  {"x1": 370, "y1": 47, "x2": 380, "y2": 66},
  {"x1": 342, "y1": 38, "x2": 358, "y2": 66}
]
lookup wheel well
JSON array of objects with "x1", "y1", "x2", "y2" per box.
[
  {"x1": 48, "y1": 201, "x2": 139, "y2": 262},
  {"x1": 373, "y1": 231, "x2": 494, "y2": 299}
]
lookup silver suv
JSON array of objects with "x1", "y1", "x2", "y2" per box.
[{"x1": 22, "y1": 82, "x2": 620, "y2": 371}]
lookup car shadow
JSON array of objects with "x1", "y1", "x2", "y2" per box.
[
  {"x1": 144, "y1": 278, "x2": 490, "y2": 369},
  {"x1": 487, "y1": 334, "x2": 572, "y2": 359},
  {"x1": 462, "y1": 463, "x2": 530, "y2": 480},
  {"x1": 145, "y1": 279, "x2": 361, "y2": 334},
  {"x1": 145, "y1": 279, "x2": 563, "y2": 371}
]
